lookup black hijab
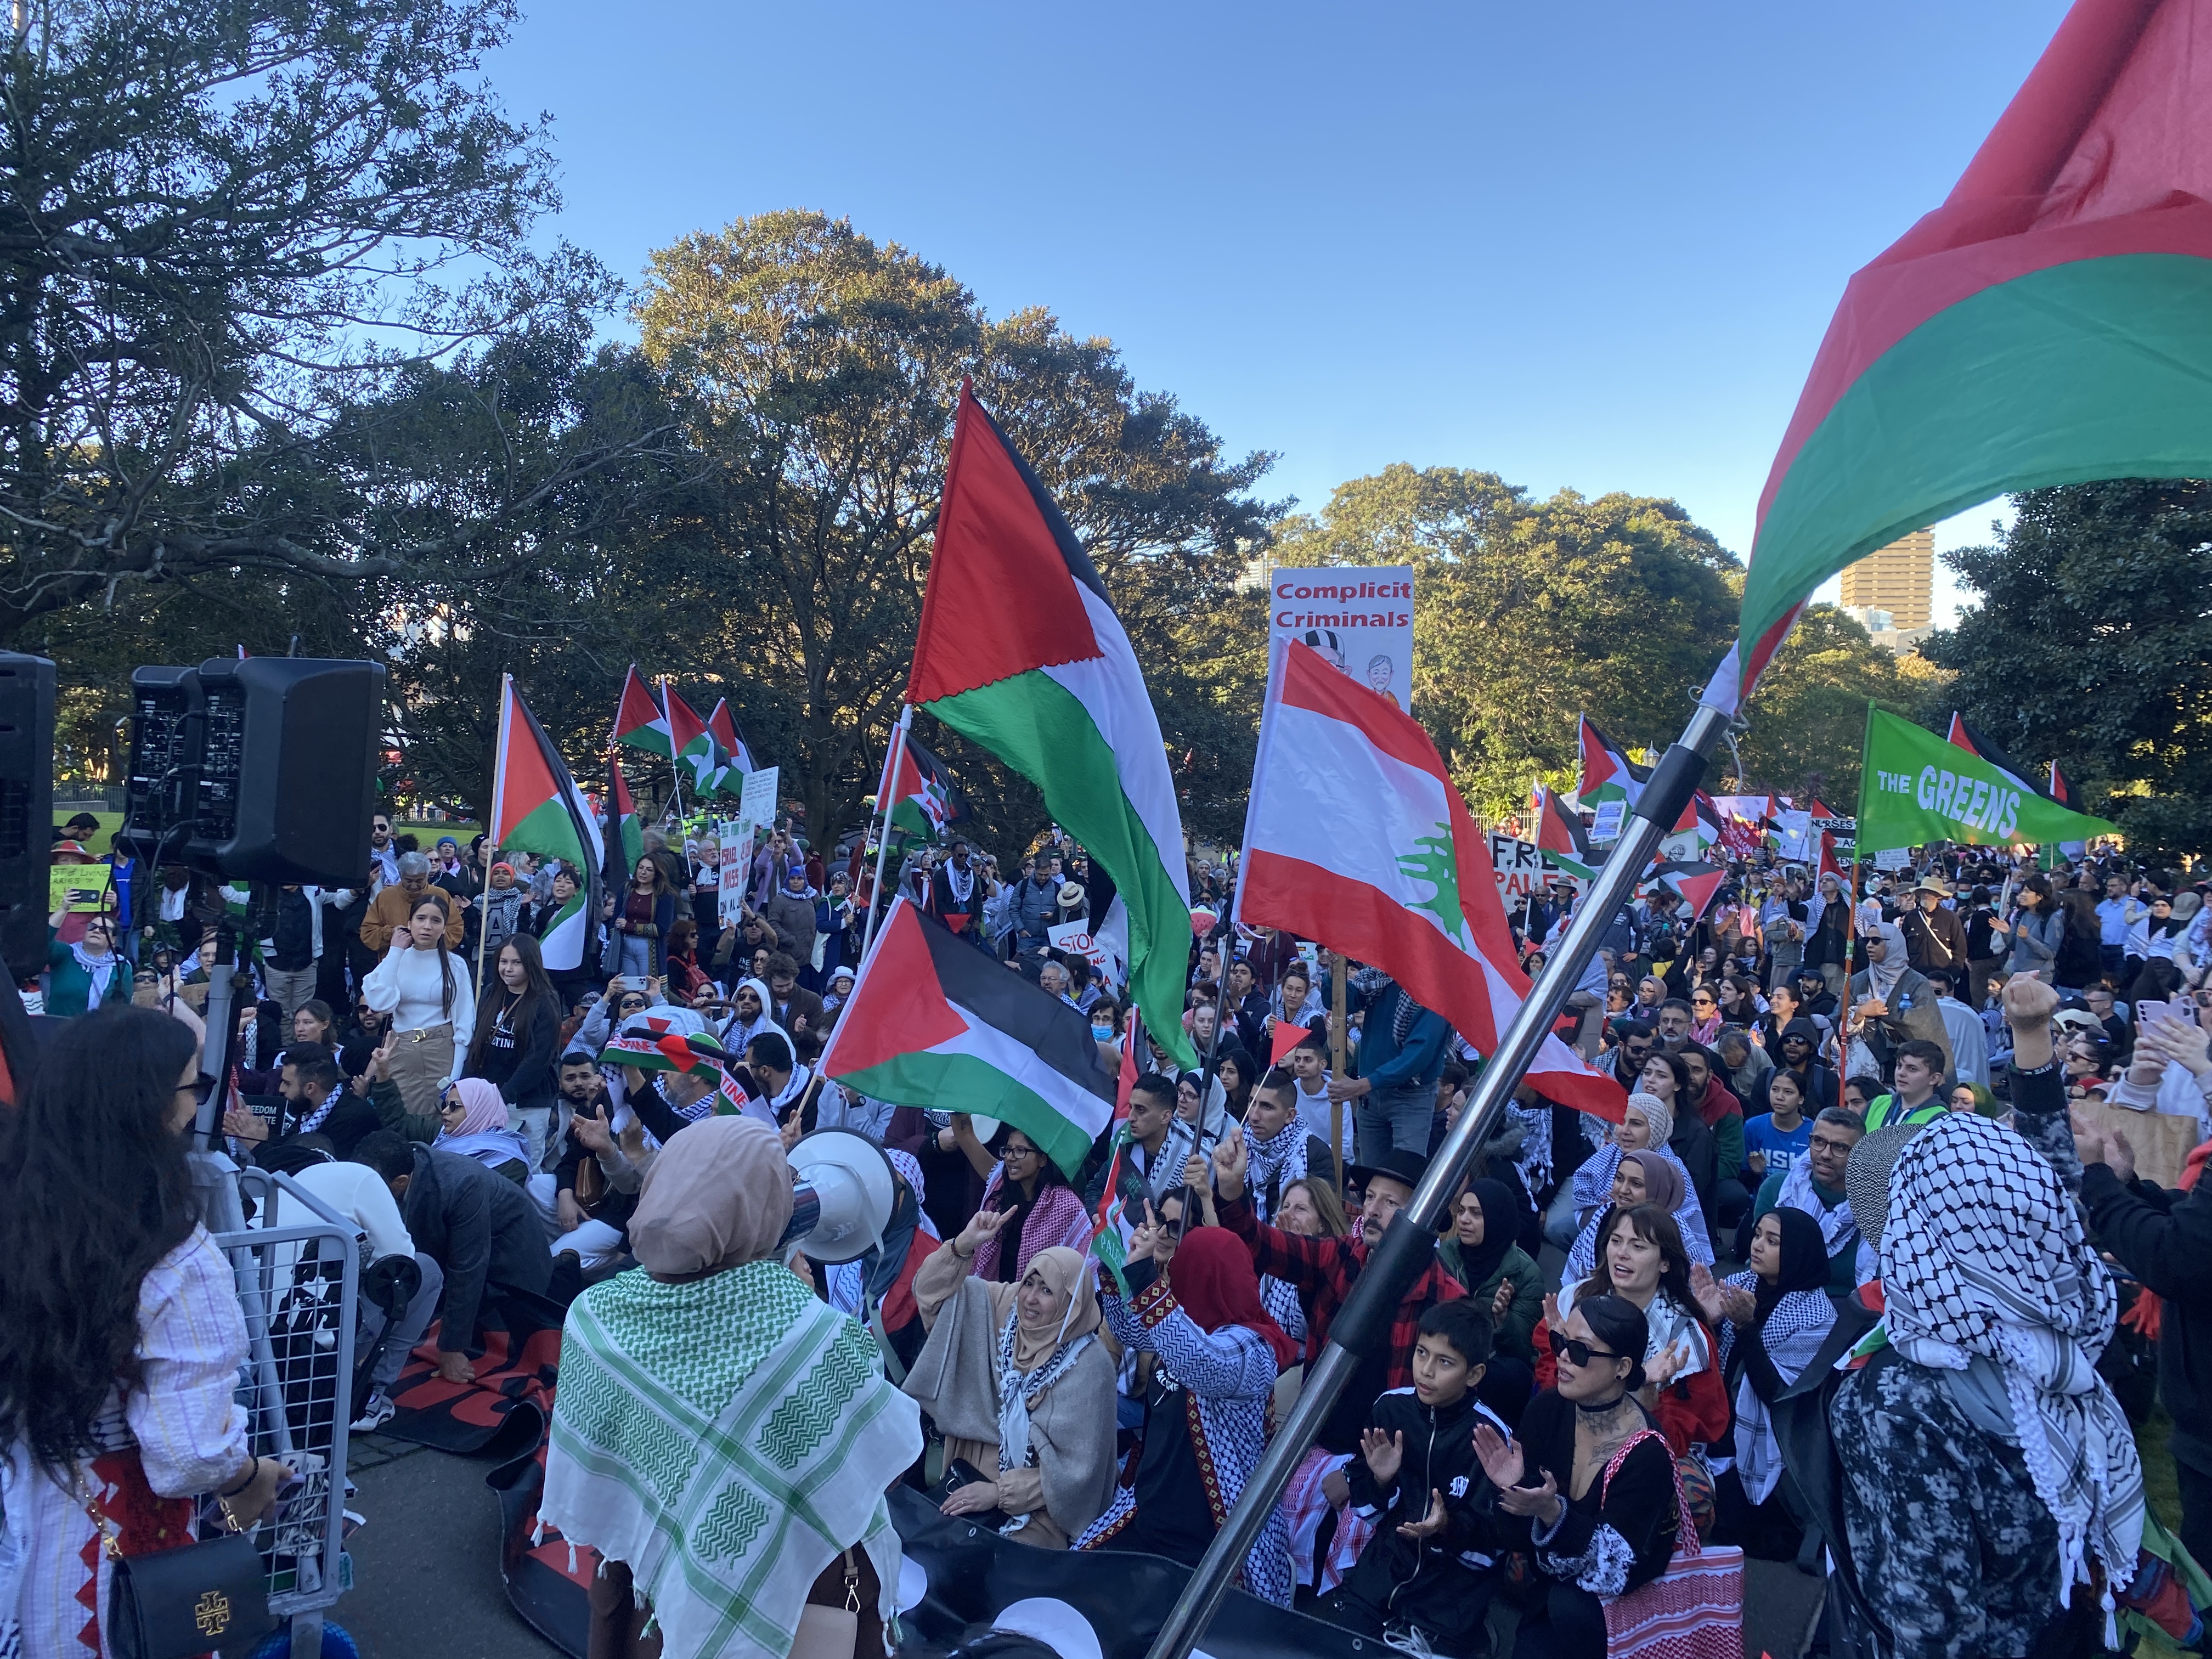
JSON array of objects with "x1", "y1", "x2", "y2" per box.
[
  {"x1": 1756, "y1": 1205, "x2": 1831, "y2": 1321},
  {"x1": 1454, "y1": 1178, "x2": 1519, "y2": 1289}
]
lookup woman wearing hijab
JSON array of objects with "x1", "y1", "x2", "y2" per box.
[
  {"x1": 542, "y1": 1116, "x2": 922, "y2": 1659},
  {"x1": 1846, "y1": 918, "x2": 1953, "y2": 1081},
  {"x1": 902, "y1": 1214, "x2": 1116, "y2": 1550},
  {"x1": 1077, "y1": 1224, "x2": 1296, "y2": 1605},
  {"x1": 1565, "y1": 1097, "x2": 1714, "y2": 1271},
  {"x1": 1441, "y1": 1177, "x2": 1545, "y2": 1426},
  {"x1": 434, "y1": 1076, "x2": 532, "y2": 1182},
  {"x1": 1833, "y1": 1111, "x2": 2145, "y2": 1658},
  {"x1": 1697, "y1": 1206, "x2": 1836, "y2": 1552}
]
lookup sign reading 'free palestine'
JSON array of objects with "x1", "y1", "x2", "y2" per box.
[{"x1": 1856, "y1": 707, "x2": 2117, "y2": 853}]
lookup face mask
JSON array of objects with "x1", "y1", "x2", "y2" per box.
[{"x1": 1092, "y1": 1023, "x2": 1113, "y2": 1043}]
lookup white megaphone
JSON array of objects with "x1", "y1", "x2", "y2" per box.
[{"x1": 780, "y1": 1128, "x2": 898, "y2": 1265}]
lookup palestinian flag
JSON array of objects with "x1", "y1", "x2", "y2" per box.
[
  {"x1": 819, "y1": 898, "x2": 1116, "y2": 1176},
  {"x1": 1652, "y1": 860, "x2": 1727, "y2": 921},
  {"x1": 1707, "y1": 0, "x2": 2212, "y2": 716},
  {"x1": 1576, "y1": 715, "x2": 1649, "y2": 808},
  {"x1": 1946, "y1": 712, "x2": 2056, "y2": 803},
  {"x1": 909, "y1": 381, "x2": 1194, "y2": 1066},
  {"x1": 1532, "y1": 783, "x2": 1597, "y2": 881},
  {"x1": 662, "y1": 683, "x2": 720, "y2": 796},
  {"x1": 882, "y1": 736, "x2": 969, "y2": 843},
  {"x1": 2049, "y1": 760, "x2": 2088, "y2": 859},
  {"x1": 706, "y1": 699, "x2": 754, "y2": 796},
  {"x1": 1239, "y1": 640, "x2": 1627, "y2": 1120},
  {"x1": 603, "y1": 756, "x2": 644, "y2": 898},
  {"x1": 488, "y1": 676, "x2": 603, "y2": 972},
  {"x1": 611, "y1": 665, "x2": 672, "y2": 759}
]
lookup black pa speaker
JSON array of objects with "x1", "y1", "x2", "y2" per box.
[
  {"x1": 119, "y1": 657, "x2": 386, "y2": 887},
  {"x1": 0, "y1": 653, "x2": 56, "y2": 983}
]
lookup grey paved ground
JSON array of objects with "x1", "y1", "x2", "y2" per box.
[{"x1": 307, "y1": 1437, "x2": 1826, "y2": 1658}]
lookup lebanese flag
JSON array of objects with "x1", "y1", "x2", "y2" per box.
[
  {"x1": 909, "y1": 381, "x2": 1193, "y2": 1066},
  {"x1": 611, "y1": 665, "x2": 672, "y2": 759},
  {"x1": 1576, "y1": 715, "x2": 1648, "y2": 808},
  {"x1": 1708, "y1": 0, "x2": 2212, "y2": 717},
  {"x1": 1239, "y1": 641, "x2": 1626, "y2": 1120},
  {"x1": 488, "y1": 677, "x2": 603, "y2": 972},
  {"x1": 819, "y1": 899, "x2": 1117, "y2": 1176},
  {"x1": 706, "y1": 699, "x2": 753, "y2": 796},
  {"x1": 662, "y1": 684, "x2": 719, "y2": 794},
  {"x1": 1533, "y1": 784, "x2": 1597, "y2": 881}
]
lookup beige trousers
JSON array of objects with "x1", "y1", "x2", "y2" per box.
[{"x1": 387, "y1": 1024, "x2": 454, "y2": 1123}]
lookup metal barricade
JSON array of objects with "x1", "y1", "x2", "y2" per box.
[{"x1": 213, "y1": 1165, "x2": 362, "y2": 1658}]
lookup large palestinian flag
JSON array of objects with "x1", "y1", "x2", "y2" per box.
[
  {"x1": 1946, "y1": 712, "x2": 2059, "y2": 805},
  {"x1": 611, "y1": 665, "x2": 672, "y2": 759},
  {"x1": 1239, "y1": 641, "x2": 1627, "y2": 1120},
  {"x1": 820, "y1": 899, "x2": 1118, "y2": 1175},
  {"x1": 1707, "y1": 0, "x2": 2212, "y2": 716},
  {"x1": 909, "y1": 382, "x2": 1194, "y2": 1066},
  {"x1": 882, "y1": 736, "x2": 970, "y2": 843},
  {"x1": 1576, "y1": 715, "x2": 1648, "y2": 809},
  {"x1": 488, "y1": 677, "x2": 603, "y2": 972}
]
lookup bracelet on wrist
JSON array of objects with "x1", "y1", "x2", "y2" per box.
[{"x1": 220, "y1": 1457, "x2": 260, "y2": 1497}]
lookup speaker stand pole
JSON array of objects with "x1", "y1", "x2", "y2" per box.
[{"x1": 857, "y1": 705, "x2": 912, "y2": 963}]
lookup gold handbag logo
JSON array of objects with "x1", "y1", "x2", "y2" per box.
[{"x1": 194, "y1": 1588, "x2": 232, "y2": 1635}]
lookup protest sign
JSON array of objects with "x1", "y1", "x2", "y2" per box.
[
  {"x1": 1048, "y1": 920, "x2": 1110, "y2": 973},
  {"x1": 1268, "y1": 565, "x2": 1414, "y2": 713},
  {"x1": 1488, "y1": 833, "x2": 1588, "y2": 904},
  {"x1": 49, "y1": 865, "x2": 107, "y2": 914},
  {"x1": 1588, "y1": 800, "x2": 1627, "y2": 845}
]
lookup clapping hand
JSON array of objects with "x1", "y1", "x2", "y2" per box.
[
  {"x1": 1397, "y1": 1487, "x2": 1451, "y2": 1543},
  {"x1": 1689, "y1": 1261, "x2": 1728, "y2": 1325},
  {"x1": 1490, "y1": 1277, "x2": 1515, "y2": 1319},
  {"x1": 1645, "y1": 1336, "x2": 1692, "y2": 1389},
  {"x1": 1360, "y1": 1427, "x2": 1405, "y2": 1487}
]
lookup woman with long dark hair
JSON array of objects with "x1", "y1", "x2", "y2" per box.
[
  {"x1": 0, "y1": 1007, "x2": 290, "y2": 1658},
  {"x1": 612, "y1": 856, "x2": 676, "y2": 979},
  {"x1": 949, "y1": 1122, "x2": 1091, "y2": 1283},
  {"x1": 464, "y1": 930, "x2": 563, "y2": 1171},
  {"x1": 364, "y1": 891, "x2": 478, "y2": 1127}
]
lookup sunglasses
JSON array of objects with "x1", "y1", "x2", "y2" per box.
[
  {"x1": 1691, "y1": 996, "x2": 1716, "y2": 1007},
  {"x1": 1546, "y1": 1329, "x2": 1626, "y2": 1368},
  {"x1": 439, "y1": 1092, "x2": 465, "y2": 1113}
]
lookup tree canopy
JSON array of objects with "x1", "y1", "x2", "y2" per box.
[{"x1": 1922, "y1": 481, "x2": 2212, "y2": 862}]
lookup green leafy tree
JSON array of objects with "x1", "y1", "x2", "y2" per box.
[
  {"x1": 1922, "y1": 482, "x2": 2212, "y2": 861},
  {"x1": 1735, "y1": 602, "x2": 1942, "y2": 807},
  {"x1": 0, "y1": 0, "x2": 621, "y2": 650},
  {"x1": 632, "y1": 211, "x2": 1281, "y2": 847},
  {"x1": 1270, "y1": 465, "x2": 1740, "y2": 819}
]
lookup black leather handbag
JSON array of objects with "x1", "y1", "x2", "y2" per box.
[
  {"x1": 932, "y1": 1457, "x2": 1011, "y2": 1532},
  {"x1": 77, "y1": 1470, "x2": 270, "y2": 1659}
]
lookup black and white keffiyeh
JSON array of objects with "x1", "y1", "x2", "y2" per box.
[
  {"x1": 1775, "y1": 1155, "x2": 1874, "y2": 1283},
  {"x1": 993, "y1": 1306, "x2": 1096, "y2": 1535},
  {"x1": 1881, "y1": 1111, "x2": 2145, "y2": 1613},
  {"x1": 1717, "y1": 1269, "x2": 1835, "y2": 1504},
  {"x1": 1245, "y1": 1119, "x2": 1307, "y2": 1222}
]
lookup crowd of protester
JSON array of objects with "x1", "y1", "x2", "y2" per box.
[{"x1": 5, "y1": 806, "x2": 2209, "y2": 1659}]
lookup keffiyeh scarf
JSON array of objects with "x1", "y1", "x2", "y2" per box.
[
  {"x1": 1775, "y1": 1158, "x2": 1873, "y2": 1282},
  {"x1": 1880, "y1": 1112, "x2": 2145, "y2": 1614},
  {"x1": 542, "y1": 1259, "x2": 921, "y2": 1659},
  {"x1": 993, "y1": 1308, "x2": 1096, "y2": 1534},
  {"x1": 1717, "y1": 1270, "x2": 1836, "y2": 1503},
  {"x1": 1564, "y1": 1146, "x2": 1716, "y2": 1275},
  {"x1": 1245, "y1": 1119, "x2": 1307, "y2": 1222}
]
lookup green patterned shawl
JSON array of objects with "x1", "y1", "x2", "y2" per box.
[{"x1": 541, "y1": 1257, "x2": 922, "y2": 1658}]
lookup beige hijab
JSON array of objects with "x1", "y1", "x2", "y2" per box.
[
  {"x1": 1007, "y1": 1246, "x2": 1103, "y2": 1373},
  {"x1": 628, "y1": 1115, "x2": 793, "y2": 1277}
]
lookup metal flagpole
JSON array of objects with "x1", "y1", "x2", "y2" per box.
[
  {"x1": 659, "y1": 676, "x2": 686, "y2": 830},
  {"x1": 1142, "y1": 696, "x2": 1733, "y2": 1659},
  {"x1": 858, "y1": 705, "x2": 913, "y2": 963}
]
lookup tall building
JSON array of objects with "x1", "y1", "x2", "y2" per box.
[{"x1": 1838, "y1": 528, "x2": 1934, "y2": 630}]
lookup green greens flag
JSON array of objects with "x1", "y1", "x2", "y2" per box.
[{"x1": 1857, "y1": 706, "x2": 2117, "y2": 854}]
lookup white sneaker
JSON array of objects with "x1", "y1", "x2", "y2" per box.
[{"x1": 349, "y1": 1392, "x2": 396, "y2": 1434}]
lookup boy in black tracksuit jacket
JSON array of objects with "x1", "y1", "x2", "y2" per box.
[{"x1": 1322, "y1": 1301, "x2": 1514, "y2": 1656}]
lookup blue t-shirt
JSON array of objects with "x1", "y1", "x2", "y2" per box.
[{"x1": 1742, "y1": 1112, "x2": 1813, "y2": 1182}]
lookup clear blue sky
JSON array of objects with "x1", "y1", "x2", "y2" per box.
[{"x1": 488, "y1": 0, "x2": 2069, "y2": 619}]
